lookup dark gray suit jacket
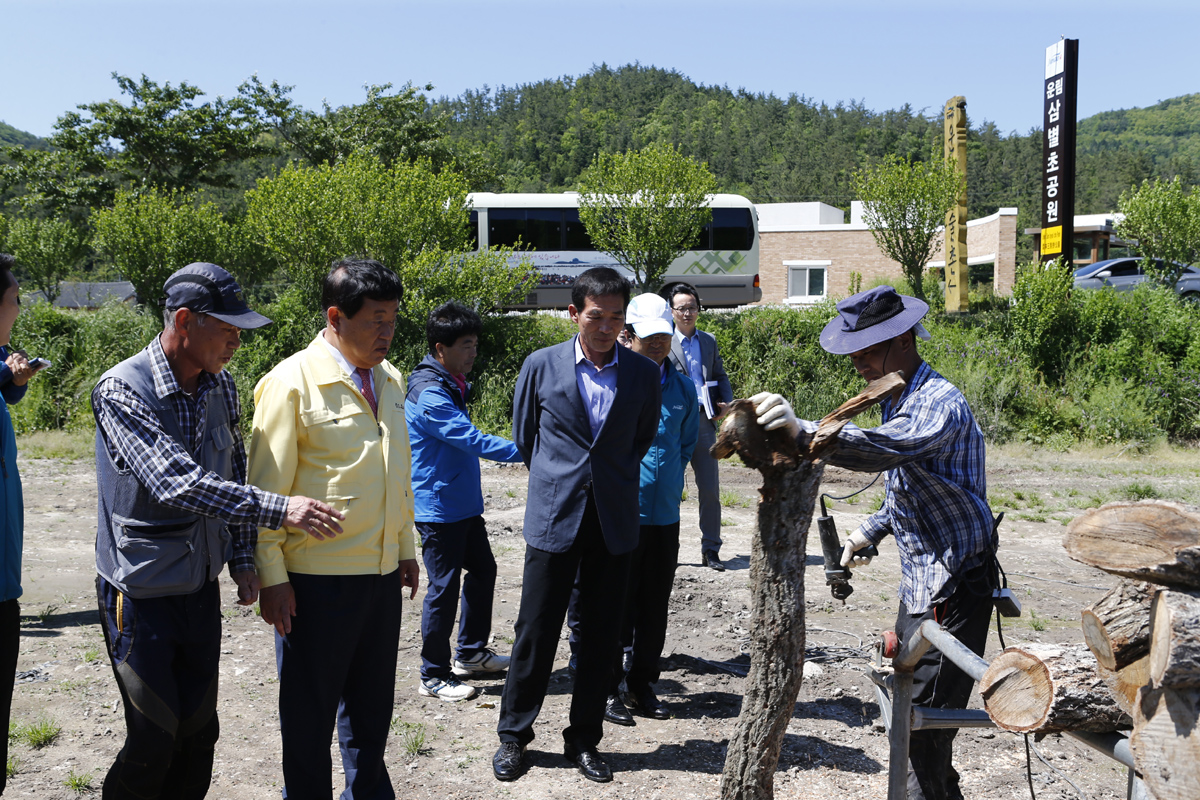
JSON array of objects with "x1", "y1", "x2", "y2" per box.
[
  {"x1": 512, "y1": 337, "x2": 661, "y2": 555},
  {"x1": 669, "y1": 328, "x2": 733, "y2": 422}
]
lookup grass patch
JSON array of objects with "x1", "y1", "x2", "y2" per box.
[
  {"x1": 720, "y1": 518, "x2": 735, "y2": 527},
  {"x1": 1120, "y1": 481, "x2": 1161, "y2": 501},
  {"x1": 16, "y1": 429, "x2": 94, "y2": 461},
  {"x1": 391, "y1": 720, "x2": 429, "y2": 758},
  {"x1": 1028, "y1": 610, "x2": 1047, "y2": 632},
  {"x1": 35, "y1": 603, "x2": 59, "y2": 625},
  {"x1": 64, "y1": 768, "x2": 95, "y2": 794},
  {"x1": 719, "y1": 489, "x2": 751, "y2": 508},
  {"x1": 10, "y1": 716, "x2": 61, "y2": 748},
  {"x1": 6, "y1": 754, "x2": 18, "y2": 778}
]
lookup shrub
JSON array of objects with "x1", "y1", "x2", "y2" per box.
[{"x1": 1010, "y1": 259, "x2": 1077, "y2": 382}]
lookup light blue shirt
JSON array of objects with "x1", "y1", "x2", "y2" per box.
[
  {"x1": 676, "y1": 331, "x2": 705, "y2": 400},
  {"x1": 573, "y1": 336, "x2": 620, "y2": 440}
]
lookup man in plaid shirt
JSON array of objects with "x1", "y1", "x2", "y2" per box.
[
  {"x1": 92, "y1": 263, "x2": 344, "y2": 800},
  {"x1": 754, "y1": 286, "x2": 997, "y2": 800}
]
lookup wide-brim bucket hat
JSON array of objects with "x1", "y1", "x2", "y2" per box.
[{"x1": 819, "y1": 285, "x2": 929, "y2": 355}]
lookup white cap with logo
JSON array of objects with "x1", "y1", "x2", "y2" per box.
[{"x1": 626, "y1": 293, "x2": 674, "y2": 338}]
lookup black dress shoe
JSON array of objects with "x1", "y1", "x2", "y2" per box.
[
  {"x1": 493, "y1": 742, "x2": 527, "y2": 781},
  {"x1": 603, "y1": 693, "x2": 635, "y2": 726},
  {"x1": 702, "y1": 550, "x2": 726, "y2": 571},
  {"x1": 623, "y1": 684, "x2": 671, "y2": 720},
  {"x1": 564, "y1": 743, "x2": 613, "y2": 782}
]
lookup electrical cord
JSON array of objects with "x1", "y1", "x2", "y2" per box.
[{"x1": 820, "y1": 471, "x2": 883, "y2": 505}]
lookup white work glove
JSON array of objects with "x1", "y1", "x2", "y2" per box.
[
  {"x1": 840, "y1": 529, "x2": 873, "y2": 569},
  {"x1": 749, "y1": 392, "x2": 801, "y2": 438}
]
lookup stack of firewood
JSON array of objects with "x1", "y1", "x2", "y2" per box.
[{"x1": 976, "y1": 500, "x2": 1199, "y2": 800}]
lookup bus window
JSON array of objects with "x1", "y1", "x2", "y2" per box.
[
  {"x1": 712, "y1": 208, "x2": 754, "y2": 251},
  {"x1": 563, "y1": 209, "x2": 596, "y2": 250},
  {"x1": 467, "y1": 210, "x2": 479, "y2": 251},
  {"x1": 488, "y1": 208, "x2": 562, "y2": 251}
]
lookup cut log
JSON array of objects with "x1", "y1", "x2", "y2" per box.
[
  {"x1": 1131, "y1": 686, "x2": 1200, "y2": 800},
  {"x1": 1149, "y1": 589, "x2": 1200, "y2": 688},
  {"x1": 1099, "y1": 655, "x2": 1151, "y2": 719},
  {"x1": 978, "y1": 643, "x2": 1131, "y2": 733},
  {"x1": 715, "y1": 372, "x2": 902, "y2": 800},
  {"x1": 1082, "y1": 580, "x2": 1154, "y2": 671},
  {"x1": 1064, "y1": 501, "x2": 1200, "y2": 588}
]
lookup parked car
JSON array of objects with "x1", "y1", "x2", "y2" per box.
[{"x1": 1073, "y1": 258, "x2": 1200, "y2": 301}]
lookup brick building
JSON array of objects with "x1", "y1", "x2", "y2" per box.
[{"x1": 755, "y1": 202, "x2": 1018, "y2": 305}]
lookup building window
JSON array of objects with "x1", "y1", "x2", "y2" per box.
[{"x1": 784, "y1": 260, "x2": 830, "y2": 304}]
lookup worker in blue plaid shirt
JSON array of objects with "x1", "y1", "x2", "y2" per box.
[
  {"x1": 92, "y1": 263, "x2": 345, "y2": 800},
  {"x1": 754, "y1": 285, "x2": 997, "y2": 800}
]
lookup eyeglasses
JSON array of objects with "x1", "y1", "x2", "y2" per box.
[{"x1": 672, "y1": 305, "x2": 699, "y2": 315}]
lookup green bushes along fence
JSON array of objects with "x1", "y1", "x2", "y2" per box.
[{"x1": 9, "y1": 272, "x2": 1200, "y2": 449}]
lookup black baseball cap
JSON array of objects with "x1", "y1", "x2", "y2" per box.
[{"x1": 162, "y1": 263, "x2": 272, "y2": 330}]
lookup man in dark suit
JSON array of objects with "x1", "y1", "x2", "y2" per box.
[
  {"x1": 493, "y1": 267, "x2": 661, "y2": 784},
  {"x1": 663, "y1": 282, "x2": 734, "y2": 570}
]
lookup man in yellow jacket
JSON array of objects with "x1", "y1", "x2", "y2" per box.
[{"x1": 248, "y1": 258, "x2": 419, "y2": 800}]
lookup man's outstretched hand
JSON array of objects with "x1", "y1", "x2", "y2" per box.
[{"x1": 284, "y1": 496, "x2": 345, "y2": 540}]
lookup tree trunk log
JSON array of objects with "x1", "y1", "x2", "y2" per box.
[
  {"x1": 1064, "y1": 501, "x2": 1200, "y2": 588},
  {"x1": 715, "y1": 373, "x2": 903, "y2": 800},
  {"x1": 1131, "y1": 686, "x2": 1200, "y2": 800},
  {"x1": 1081, "y1": 580, "x2": 1154, "y2": 671},
  {"x1": 1099, "y1": 655, "x2": 1151, "y2": 719},
  {"x1": 1149, "y1": 589, "x2": 1200, "y2": 689},
  {"x1": 978, "y1": 643, "x2": 1131, "y2": 733}
]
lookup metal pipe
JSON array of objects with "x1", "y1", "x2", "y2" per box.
[
  {"x1": 916, "y1": 620, "x2": 989, "y2": 681},
  {"x1": 893, "y1": 624, "x2": 933, "y2": 671},
  {"x1": 912, "y1": 707, "x2": 995, "y2": 730},
  {"x1": 887, "y1": 668, "x2": 914, "y2": 800},
  {"x1": 1063, "y1": 730, "x2": 1134, "y2": 770}
]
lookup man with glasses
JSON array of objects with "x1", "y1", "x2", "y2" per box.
[
  {"x1": 249, "y1": 258, "x2": 420, "y2": 799},
  {"x1": 662, "y1": 282, "x2": 732, "y2": 571}
]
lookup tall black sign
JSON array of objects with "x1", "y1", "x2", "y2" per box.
[{"x1": 1040, "y1": 38, "x2": 1079, "y2": 265}]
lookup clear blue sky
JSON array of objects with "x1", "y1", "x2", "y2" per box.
[{"x1": 2, "y1": 0, "x2": 1196, "y2": 139}]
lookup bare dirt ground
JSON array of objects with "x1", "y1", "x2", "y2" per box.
[{"x1": 7, "y1": 441, "x2": 1198, "y2": 799}]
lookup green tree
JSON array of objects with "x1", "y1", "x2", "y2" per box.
[
  {"x1": 3, "y1": 73, "x2": 269, "y2": 213},
  {"x1": 243, "y1": 153, "x2": 536, "y2": 322},
  {"x1": 577, "y1": 143, "x2": 717, "y2": 293},
  {"x1": 92, "y1": 188, "x2": 239, "y2": 317},
  {"x1": 1116, "y1": 177, "x2": 1200, "y2": 288},
  {"x1": 5, "y1": 217, "x2": 90, "y2": 303},
  {"x1": 852, "y1": 154, "x2": 964, "y2": 302},
  {"x1": 239, "y1": 77, "x2": 494, "y2": 188}
]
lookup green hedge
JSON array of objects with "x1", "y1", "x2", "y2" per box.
[{"x1": 10, "y1": 287, "x2": 1200, "y2": 448}]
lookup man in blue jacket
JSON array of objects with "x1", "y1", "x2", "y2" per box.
[
  {"x1": 605, "y1": 293, "x2": 698, "y2": 725},
  {"x1": 406, "y1": 301, "x2": 523, "y2": 703}
]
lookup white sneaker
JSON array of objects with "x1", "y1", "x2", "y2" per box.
[
  {"x1": 452, "y1": 649, "x2": 511, "y2": 677},
  {"x1": 419, "y1": 677, "x2": 477, "y2": 702}
]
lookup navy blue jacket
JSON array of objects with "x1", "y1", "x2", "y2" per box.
[
  {"x1": 406, "y1": 355, "x2": 521, "y2": 524},
  {"x1": 512, "y1": 337, "x2": 660, "y2": 555}
]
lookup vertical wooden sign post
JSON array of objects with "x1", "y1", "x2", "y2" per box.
[
  {"x1": 1039, "y1": 38, "x2": 1079, "y2": 266},
  {"x1": 943, "y1": 96, "x2": 969, "y2": 313}
]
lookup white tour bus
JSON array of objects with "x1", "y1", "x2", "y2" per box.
[{"x1": 466, "y1": 192, "x2": 761, "y2": 309}]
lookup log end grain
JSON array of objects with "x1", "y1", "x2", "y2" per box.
[{"x1": 979, "y1": 649, "x2": 1054, "y2": 733}]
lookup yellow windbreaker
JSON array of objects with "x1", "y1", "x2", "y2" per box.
[{"x1": 248, "y1": 334, "x2": 416, "y2": 588}]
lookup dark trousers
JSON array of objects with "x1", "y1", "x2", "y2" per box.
[
  {"x1": 96, "y1": 576, "x2": 221, "y2": 800},
  {"x1": 276, "y1": 570, "x2": 403, "y2": 800},
  {"x1": 691, "y1": 418, "x2": 722, "y2": 552},
  {"x1": 0, "y1": 599, "x2": 19, "y2": 797},
  {"x1": 418, "y1": 517, "x2": 496, "y2": 680},
  {"x1": 498, "y1": 500, "x2": 630, "y2": 751},
  {"x1": 614, "y1": 522, "x2": 680, "y2": 693},
  {"x1": 895, "y1": 571, "x2": 995, "y2": 800}
]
